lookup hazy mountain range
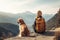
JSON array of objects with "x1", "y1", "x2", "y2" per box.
[
  {"x1": 0, "y1": 23, "x2": 19, "y2": 37},
  {"x1": 0, "y1": 11, "x2": 55, "y2": 25}
]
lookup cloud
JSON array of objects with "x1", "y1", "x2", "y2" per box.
[
  {"x1": 25, "y1": 0, "x2": 60, "y2": 7},
  {"x1": 0, "y1": 0, "x2": 59, "y2": 14},
  {"x1": 0, "y1": 0, "x2": 29, "y2": 13},
  {"x1": 23, "y1": 0, "x2": 60, "y2": 14}
]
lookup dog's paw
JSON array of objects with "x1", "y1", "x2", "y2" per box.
[{"x1": 18, "y1": 35, "x2": 22, "y2": 37}]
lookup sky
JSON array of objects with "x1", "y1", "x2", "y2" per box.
[{"x1": 0, "y1": 0, "x2": 60, "y2": 14}]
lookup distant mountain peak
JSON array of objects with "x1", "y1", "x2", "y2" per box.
[
  {"x1": 24, "y1": 11, "x2": 34, "y2": 14},
  {"x1": 17, "y1": 11, "x2": 34, "y2": 15}
]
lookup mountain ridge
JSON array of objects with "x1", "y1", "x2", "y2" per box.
[
  {"x1": 0, "y1": 11, "x2": 54, "y2": 25},
  {"x1": 46, "y1": 9, "x2": 60, "y2": 30}
]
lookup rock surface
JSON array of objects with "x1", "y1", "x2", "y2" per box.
[{"x1": 4, "y1": 31, "x2": 55, "y2": 40}]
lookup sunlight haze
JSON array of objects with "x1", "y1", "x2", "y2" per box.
[{"x1": 0, "y1": 0, "x2": 60, "y2": 14}]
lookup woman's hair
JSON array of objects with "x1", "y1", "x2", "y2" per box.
[
  {"x1": 36, "y1": 10, "x2": 42, "y2": 18},
  {"x1": 37, "y1": 10, "x2": 42, "y2": 14}
]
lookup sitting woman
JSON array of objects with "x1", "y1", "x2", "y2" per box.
[{"x1": 33, "y1": 10, "x2": 46, "y2": 33}]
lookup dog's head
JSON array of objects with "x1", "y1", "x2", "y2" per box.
[{"x1": 17, "y1": 18, "x2": 25, "y2": 24}]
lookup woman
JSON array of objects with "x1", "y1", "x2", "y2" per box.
[{"x1": 33, "y1": 10, "x2": 46, "y2": 33}]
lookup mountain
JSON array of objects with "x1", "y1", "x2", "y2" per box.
[
  {"x1": 0, "y1": 12, "x2": 17, "y2": 25},
  {"x1": 0, "y1": 23, "x2": 19, "y2": 37},
  {"x1": 0, "y1": 11, "x2": 54, "y2": 25},
  {"x1": 16, "y1": 12, "x2": 37, "y2": 26},
  {"x1": 46, "y1": 9, "x2": 60, "y2": 30}
]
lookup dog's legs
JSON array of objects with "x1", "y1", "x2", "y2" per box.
[
  {"x1": 18, "y1": 24, "x2": 22, "y2": 37},
  {"x1": 18, "y1": 32, "x2": 22, "y2": 37}
]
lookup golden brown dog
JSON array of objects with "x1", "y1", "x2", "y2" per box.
[{"x1": 17, "y1": 18, "x2": 30, "y2": 37}]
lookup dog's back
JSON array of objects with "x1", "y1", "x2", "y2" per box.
[{"x1": 20, "y1": 24, "x2": 30, "y2": 36}]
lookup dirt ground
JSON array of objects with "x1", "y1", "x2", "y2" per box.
[{"x1": 4, "y1": 30, "x2": 55, "y2": 40}]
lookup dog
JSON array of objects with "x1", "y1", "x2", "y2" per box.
[{"x1": 17, "y1": 18, "x2": 30, "y2": 37}]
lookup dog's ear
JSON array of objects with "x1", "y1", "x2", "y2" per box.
[{"x1": 20, "y1": 19, "x2": 25, "y2": 24}]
